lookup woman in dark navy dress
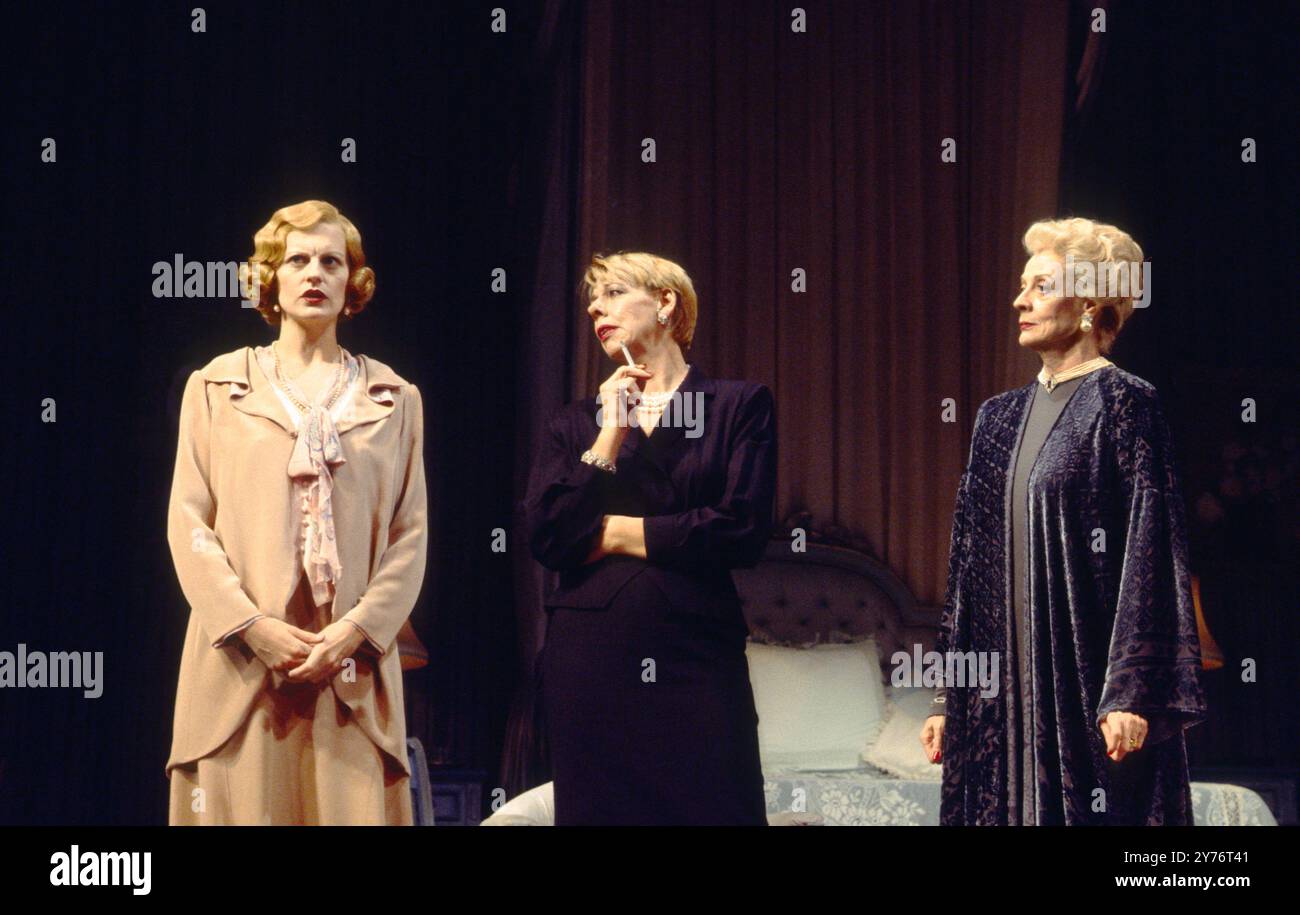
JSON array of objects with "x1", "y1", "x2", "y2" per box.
[{"x1": 521, "y1": 251, "x2": 776, "y2": 825}]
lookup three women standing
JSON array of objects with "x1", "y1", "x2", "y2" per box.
[{"x1": 167, "y1": 207, "x2": 1203, "y2": 827}]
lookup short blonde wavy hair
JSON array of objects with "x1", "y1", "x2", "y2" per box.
[
  {"x1": 1023, "y1": 217, "x2": 1145, "y2": 354},
  {"x1": 240, "y1": 200, "x2": 376, "y2": 325},
  {"x1": 581, "y1": 251, "x2": 699, "y2": 350}
]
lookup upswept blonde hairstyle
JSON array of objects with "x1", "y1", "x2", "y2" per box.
[
  {"x1": 581, "y1": 251, "x2": 699, "y2": 350},
  {"x1": 240, "y1": 199, "x2": 376, "y2": 326},
  {"x1": 1023, "y1": 217, "x2": 1145, "y2": 354}
]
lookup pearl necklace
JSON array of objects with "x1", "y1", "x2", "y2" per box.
[
  {"x1": 1038, "y1": 356, "x2": 1111, "y2": 393},
  {"x1": 638, "y1": 390, "x2": 676, "y2": 408},
  {"x1": 638, "y1": 365, "x2": 690, "y2": 408}
]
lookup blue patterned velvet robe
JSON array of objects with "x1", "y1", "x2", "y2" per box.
[{"x1": 935, "y1": 365, "x2": 1207, "y2": 825}]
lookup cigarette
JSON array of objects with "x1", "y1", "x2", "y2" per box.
[{"x1": 618, "y1": 342, "x2": 641, "y2": 411}]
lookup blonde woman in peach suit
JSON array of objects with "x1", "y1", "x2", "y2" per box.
[{"x1": 165, "y1": 200, "x2": 428, "y2": 825}]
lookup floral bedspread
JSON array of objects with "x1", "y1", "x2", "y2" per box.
[{"x1": 762, "y1": 769, "x2": 1277, "y2": 826}]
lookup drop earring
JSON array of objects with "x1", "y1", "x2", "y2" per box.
[
  {"x1": 657, "y1": 312, "x2": 668, "y2": 325},
  {"x1": 1080, "y1": 312, "x2": 1093, "y2": 332},
  {"x1": 273, "y1": 304, "x2": 281, "y2": 312}
]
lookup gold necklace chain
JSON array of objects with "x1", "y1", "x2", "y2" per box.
[{"x1": 272, "y1": 343, "x2": 348, "y2": 413}]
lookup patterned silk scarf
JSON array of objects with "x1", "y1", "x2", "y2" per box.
[{"x1": 253, "y1": 345, "x2": 360, "y2": 607}]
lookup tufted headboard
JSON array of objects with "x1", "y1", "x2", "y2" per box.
[{"x1": 732, "y1": 539, "x2": 943, "y2": 680}]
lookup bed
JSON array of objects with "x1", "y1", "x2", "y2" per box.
[{"x1": 484, "y1": 535, "x2": 1276, "y2": 826}]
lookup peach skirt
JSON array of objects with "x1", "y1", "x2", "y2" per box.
[{"x1": 168, "y1": 576, "x2": 412, "y2": 825}]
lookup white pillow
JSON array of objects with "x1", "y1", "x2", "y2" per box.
[
  {"x1": 745, "y1": 639, "x2": 887, "y2": 772},
  {"x1": 480, "y1": 781, "x2": 555, "y2": 826},
  {"x1": 861, "y1": 685, "x2": 943, "y2": 781}
]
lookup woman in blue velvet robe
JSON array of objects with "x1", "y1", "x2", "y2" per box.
[{"x1": 925, "y1": 219, "x2": 1207, "y2": 825}]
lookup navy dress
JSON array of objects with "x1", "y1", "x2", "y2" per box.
[{"x1": 521, "y1": 364, "x2": 776, "y2": 825}]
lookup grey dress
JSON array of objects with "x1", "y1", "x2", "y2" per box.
[{"x1": 930, "y1": 375, "x2": 1086, "y2": 824}]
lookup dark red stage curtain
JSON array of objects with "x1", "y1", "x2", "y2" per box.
[
  {"x1": 505, "y1": 0, "x2": 1068, "y2": 793},
  {"x1": 572, "y1": 1, "x2": 1066, "y2": 608}
]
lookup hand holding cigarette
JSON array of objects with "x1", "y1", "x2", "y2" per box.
[{"x1": 594, "y1": 339, "x2": 653, "y2": 432}]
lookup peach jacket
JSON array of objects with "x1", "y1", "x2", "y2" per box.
[{"x1": 165, "y1": 346, "x2": 428, "y2": 777}]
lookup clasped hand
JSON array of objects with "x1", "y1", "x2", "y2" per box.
[
  {"x1": 243, "y1": 617, "x2": 366, "y2": 683},
  {"x1": 583, "y1": 515, "x2": 647, "y2": 563}
]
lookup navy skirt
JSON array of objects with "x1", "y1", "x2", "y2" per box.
[{"x1": 541, "y1": 568, "x2": 767, "y2": 825}]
